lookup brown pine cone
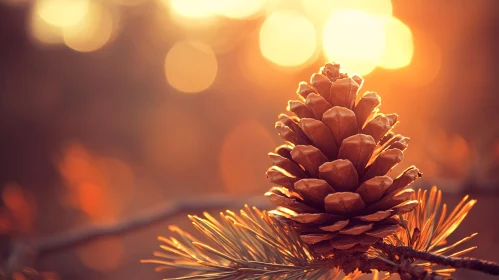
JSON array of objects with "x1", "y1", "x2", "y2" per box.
[{"x1": 265, "y1": 63, "x2": 421, "y2": 255}]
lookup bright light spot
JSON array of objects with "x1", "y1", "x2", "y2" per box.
[
  {"x1": 29, "y1": 12, "x2": 64, "y2": 45},
  {"x1": 78, "y1": 237, "x2": 124, "y2": 271},
  {"x1": 260, "y1": 11, "x2": 317, "y2": 67},
  {"x1": 301, "y1": 0, "x2": 392, "y2": 26},
  {"x1": 215, "y1": 0, "x2": 267, "y2": 19},
  {"x1": 165, "y1": 40, "x2": 218, "y2": 93},
  {"x1": 1, "y1": 182, "x2": 35, "y2": 233},
  {"x1": 63, "y1": 2, "x2": 113, "y2": 52},
  {"x1": 58, "y1": 143, "x2": 135, "y2": 222},
  {"x1": 265, "y1": 0, "x2": 303, "y2": 15},
  {"x1": 168, "y1": 0, "x2": 216, "y2": 19},
  {"x1": 2, "y1": 183, "x2": 27, "y2": 212},
  {"x1": 330, "y1": 0, "x2": 392, "y2": 16},
  {"x1": 35, "y1": 0, "x2": 90, "y2": 28},
  {"x1": 323, "y1": 10, "x2": 385, "y2": 75},
  {"x1": 220, "y1": 120, "x2": 275, "y2": 194},
  {"x1": 301, "y1": 0, "x2": 338, "y2": 25},
  {"x1": 77, "y1": 182, "x2": 104, "y2": 217},
  {"x1": 237, "y1": 29, "x2": 284, "y2": 91},
  {"x1": 379, "y1": 16, "x2": 413, "y2": 69}
]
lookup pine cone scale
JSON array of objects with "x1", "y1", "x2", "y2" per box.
[
  {"x1": 324, "y1": 192, "x2": 365, "y2": 214},
  {"x1": 322, "y1": 107, "x2": 358, "y2": 145},
  {"x1": 338, "y1": 134, "x2": 376, "y2": 176},
  {"x1": 319, "y1": 220, "x2": 349, "y2": 232},
  {"x1": 339, "y1": 223, "x2": 373, "y2": 235},
  {"x1": 319, "y1": 159, "x2": 358, "y2": 192},
  {"x1": 355, "y1": 210, "x2": 391, "y2": 222},
  {"x1": 310, "y1": 73, "x2": 332, "y2": 98},
  {"x1": 356, "y1": 175, "x2": 393, "y2": 204},
  {"x1": 290, "y1": 145, "x2": 327, "y2": 177},
  {"x1": 294, "y1": 179, "x2": 334, "y2": 206},
  {"x1": 300, "y1": 118, "x2": 338, "y2": 159}
]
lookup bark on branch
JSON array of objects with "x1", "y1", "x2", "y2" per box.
[
  {"x1": 326, "y1": 252, "x2": 447, "y2": 280},
  {"x1": 32, "y1": 194, "x2": 268, "y2": 256},
  {"x1": 374, "y1": 242, "x2": 499, "y2": 276}
]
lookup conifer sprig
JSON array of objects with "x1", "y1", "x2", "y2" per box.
[
  {"x1": 142, "y1": 205, "x2": 363, "y2": 279},
  {"x1": 143, "y1": 188, "x2": 499, "y2": 279}
]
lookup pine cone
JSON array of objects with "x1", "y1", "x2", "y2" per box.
[{"x1": 265, "y1": 63, "x2": 421, "y2": 255}]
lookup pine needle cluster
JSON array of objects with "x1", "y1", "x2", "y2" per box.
[
  {"x1": 142, "y1": 205, "x2": 364, "y2": 279},
  {"x1": 143, "y1": 186, "x2": 480, "y2": 280}
]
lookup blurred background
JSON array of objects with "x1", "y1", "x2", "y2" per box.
[{"x1": 0, "y1": 0, "x2": 498, "y2": 279}]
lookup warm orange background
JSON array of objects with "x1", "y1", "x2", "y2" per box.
[{"x1": 0, "y1": 0, "x2": 498, "y2": 279}]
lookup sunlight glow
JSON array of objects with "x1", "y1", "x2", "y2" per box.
[
  {"x1": 63, "y1": 2, "x2": 113, "y2": 52},
  {"x1": 323, "y1": 10, "x2": 385, "y2": 75},
  {"x1": 215, "y1": 0, "x2": 268, "y2": 19},
  {"x1": 58, "y1": 144, "x2": 135, "y2": 223},
  {"x1": 402, "y1": 31, "x2": 442, "y2": 86},
  {"x1": 328, "y1": 0, "x2": 392, "y2": 16},
  {"x1": 165, "y1": 41, "x2": 218, "y2": 93},
  {"x1": 259, "y1": 11, "x2": 317, "y2": 67},
  {"x1": 29, "y1": 12, "x2": 64, "y2": 45},
  {"x1": 168, "y1": 0, "x2": 216, "y2": 19},
  {"x1": 167, "y1": 0, "x2": 267, "y2": 20},
  {"x1": 36, "y1": 0, "x2": 90, "y2": 28},
  {"x1": 301, "y1": 0, "x2": 392, "y2": 27},
  {"x1": 379, "y1": 16, "x2": 414, "y2": 69}
]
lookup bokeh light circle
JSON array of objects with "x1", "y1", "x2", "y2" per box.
[
  {"x1": 63, "y1": 2, "x2": 114, "y2": 52},
  {"x1": 29, "y1": 12, "x2": 64, "y2": 45},
  {"x1": 323, "y1": 10, "x2": 385, "y2": 75},
  {"x1": 301, "y1": 0, "x2": 392, "y2": 27},
  {"x1": 259, "y1": 11, "x2": 317, "y2": 67},
  {"x1": 168, "y1": 0, "x2": 216, "y2": 19},
  {"x1": 379, "y1": 16, "x2": 414, "y2": 69},
  {"x1": 329, "y1": 0, "x2": 392, "y2": 16},
  {"x1": 215, "y1": 0, "x2": 267, "y2": 19},
  {"x1": 165, "y1": 40, "x2": 218, "y2": 93},
  {"x1": 36, "y1": 0, "x2": 90, "y2": 27}
]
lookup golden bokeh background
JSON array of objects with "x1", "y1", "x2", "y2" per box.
[{"x1": 0, "y1": 0, "x2": 498, "y2": 279}]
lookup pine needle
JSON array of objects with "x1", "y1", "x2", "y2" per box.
[
  {"x1": 380, "y1": 186, "x2": 476, "y2": 278},
  {"x1": 142, "y1": 205, "x2": 364, "y2": 280}
]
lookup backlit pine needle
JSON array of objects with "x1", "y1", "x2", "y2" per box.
[
  {"x1": 141, "y1": 205, "x2": 364, "y2": 280},
  {"x1": 378, "y1": 186, "x2": 477, "y2": 278}
]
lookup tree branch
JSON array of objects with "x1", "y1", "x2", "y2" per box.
[
  {"x1": 2, "y1": 194, "x2": 269, "y2": 275},
  {"x1": 31, "y1": 194, "x2": 268, "y2": 256},
  {"x1": 324, "y1": 251, "x2": 447, "y2": 280},
  {"x1": 374, "y1": 241, "x2": 499, "y2": 276}
]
